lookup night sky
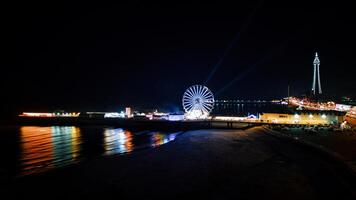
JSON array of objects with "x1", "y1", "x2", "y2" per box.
[{"x1": 2, "y1": 2, "x2": 355, "y2": 116}]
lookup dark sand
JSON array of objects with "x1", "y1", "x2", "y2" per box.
[
  {"x1": 272, "y1": 127, "x2": 356, "y2": 171},
  {"x1": 2, "y1": 127, "x2": 355, "y2": 199}
]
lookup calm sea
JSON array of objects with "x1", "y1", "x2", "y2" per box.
[{"x1": 0, "y1": 126, "x2": 180, "y2": 176}]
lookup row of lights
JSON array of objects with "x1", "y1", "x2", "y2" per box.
[
  {"x1": 20, "y1": 112, "x2": 80, "y2": 117},
  {"x1": 294, "y1": 114, "x2": 327, "y2": 119}
]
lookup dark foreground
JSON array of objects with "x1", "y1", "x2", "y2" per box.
[{"x1": 1, "y1": 127, "x2": 355, "y2": 199}]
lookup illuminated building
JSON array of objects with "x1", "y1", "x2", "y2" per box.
[
  {"x1": 259, "y1": 111, "x2": 345, "y2": 125},
  {"x1": 345, "y1": 106, "x2": 356, "y2": 126},
  {"x1": 125, "y1": 107, "x2": 132, "y2": 118},
  {"x1": 104, "y1": 112, "x2": 125, "y2": 118},
  {"x1": 288, "y1": 97, "x2": 352, "y2": 112},
  {"x1": 168, "y1": 114, "x2": 184, "y2": 121},
  {"x1": 312, "y1": 52, "x2": 322, "y2": 95},
  {"x1": 335, "y1": 104, "x2": 352, "y2": 112},
  {"x1": 152, "y1": 113, "x2": 169, "y2": 120},
  {"x1": 133, "y1": 113, "x2": 149, "y2": 120}
]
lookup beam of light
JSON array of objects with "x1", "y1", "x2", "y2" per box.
[
  {"x1": 215, "y1": 40, "x2": 289, "y2": 97},
  {"x1": 203, "y1": 0, "x2": 264, "y2": 85}
]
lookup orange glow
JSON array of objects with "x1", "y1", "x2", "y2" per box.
[
  {"x1": 70, "y1": 127, "x2": 81, "y2": 159},
  {"x1": 20, "y1": 126, "x2": 54, "y2": 175},
  {"x1": 19, "y1": 112, "x2": 80, "y2": 117},
  {"x1": 19, "y1": 126, "x2": 82, "y2": 176},
  {"x1": 124, "y1": 130, "x2": 134, "y2": 152},
  {"x1": 151, "y1": 133, "x2": 165, "y2": 147},
  {"x1": 20, "y1": 112, "x2": 54, "y2": 117}
]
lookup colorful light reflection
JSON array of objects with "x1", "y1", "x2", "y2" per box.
[
  {"x1": 151, "y1": 132, "x2": 177, "y2": 147},
  {"x1": 18, "y1": 127, "x2": 179, "y2": 175},
  {"x1": 103, "y1": 128, "x2": 134, "y2": 155},
  {"x1": 20, "y1": 126, "x2": 81, "y2": 175}
]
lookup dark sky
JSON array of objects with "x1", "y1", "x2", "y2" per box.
[{"x1": 1, "y1": 2, "x2": 355, "y2": 115}]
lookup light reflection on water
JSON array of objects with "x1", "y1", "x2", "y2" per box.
[
  {"x1": 103, "y1": 128, "x2": 178, "y2": 155},
  {"x1": 103, "y1": 128, "x2": 134, "y2": 155},
  {"x1": 20, "y1": 126, "x2": 82, "y2": 175},
  {"x1": 151, "y1": 132, "x2": 177, "y2": 147},
  {"x1": 17, "y1": 126, "x2": 179, "y2": 176}
]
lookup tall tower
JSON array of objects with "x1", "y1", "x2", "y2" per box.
[{"x1": 312, "y1": 52, "x2": 322, "y2": 95}]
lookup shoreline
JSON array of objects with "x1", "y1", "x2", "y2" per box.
[
  {"x1": 1, "y1": 117, "x2": 254, "y2": 131},
  {"x1": 2, "y1": 127, "x2": 355, "y2": 199}
]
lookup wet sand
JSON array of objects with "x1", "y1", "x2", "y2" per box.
[
  {"x1": 270, "y1": 127, "x2": 356, "y2": 172},
  {"x1": 2, "y1": 127, "x2": 355, "y2": 199}
]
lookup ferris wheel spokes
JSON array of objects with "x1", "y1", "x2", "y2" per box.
[{"x1": 182, "y1": 85, "x2": 215, "y2": 119}]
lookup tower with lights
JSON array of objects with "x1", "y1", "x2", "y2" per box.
[{"x1": 311, "y1": 52, "x2": 322, "y2": 95}]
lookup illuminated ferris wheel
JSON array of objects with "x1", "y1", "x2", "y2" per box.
[{"x1": 182, "y1": 85, "x2": 214, "y2": 119}]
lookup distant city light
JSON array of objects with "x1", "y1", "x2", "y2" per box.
[
  {"x1": 335, "y1": 104, "x2": 352, "y2": 111},
  {"x1": 288, "y1": 97, "x2": 352, "y2": 112},
  {"x1": 168, "y1": 114, "x2": 184, "y2": 121},
  {"x1": 104, "y1": 112, "x2": 125, "y2": 118},
  {"x1": 214, "y1": 116, "x2": 246, "y2": 121},
  {"x1": 280, "y1": 101, "x2": 288, "y2": 105},
  {"x1": 19, "y1": 112, "x2": 80, "y2": 118},
  {"x1": 125, "y1": 107, "x2": 133, "y2": 118},
  {"x1": 20, "y1": 112, "x2": 54, "y2": 117}
]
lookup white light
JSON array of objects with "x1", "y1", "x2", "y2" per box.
[
  {"x1": 294, "y1": 114, "x2": 300, "y2": 119},
  {"x1": 182, "y1": 85, "x2": 214, "y2": 120},
  {"x1": 104, "y1": 112, "x2": 125, "y2": 118},
  {"x1": 321, "y1": 114, "x2": 326, "y2": 119},
  {"x1": 248, "y1": 114, "x2": 257, "y2": 119},
  {"x1": 215, "y1": 116, "x2": 246, "y2": 121},
  {"x1": 168, "y1": 114, "x2": 184, "y2": 121},
  {"x1": 185, "y1": 110, "x2": 209, "y2": 120},
  {"x1": 309, "y1": 114, "x2": 313, "y2": 119}
]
